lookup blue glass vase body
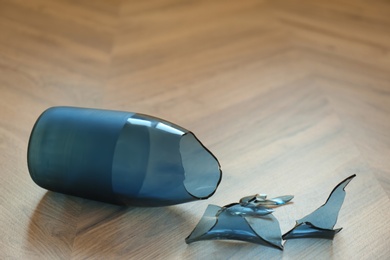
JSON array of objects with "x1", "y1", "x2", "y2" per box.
[{"x1": 28, "y1": 107, "x2": 222, "y2": 206}]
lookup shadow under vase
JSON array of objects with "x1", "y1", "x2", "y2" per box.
[{"x1": 27, "y1": 191, "x2": 192, "y2": 258}]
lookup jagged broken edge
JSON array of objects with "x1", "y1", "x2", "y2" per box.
[
  {"x1": 244, "y1": 214, "x2": 284, "y2": 250},
  {"x1": 186, "y1": 204, "x2": 284, "y2": 249},
  {"x1": 282, "y1": 174, "x2": 356, "y2": 240}
]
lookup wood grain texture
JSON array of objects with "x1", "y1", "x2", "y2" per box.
[{"x1": 1, "y1": 0, "x2": 389, "y2": 259}]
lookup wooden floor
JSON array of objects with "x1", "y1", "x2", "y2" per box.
[{"x1": 1, "y1": 0, "x2": 389, "y2": 259}]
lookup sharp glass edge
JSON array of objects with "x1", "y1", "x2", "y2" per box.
[
  {"x1": 185, "y1": 194, "x2": 293, "y2": 249},
  {"x1": 186, "y1": 174, "x2": 356, "y2": 249},
  {"x1": 185, "y1": 205, "x2": 285, "y2": 249},
  {"x1": 283, "y1": 174, "x2": 356, "y2": 240}
]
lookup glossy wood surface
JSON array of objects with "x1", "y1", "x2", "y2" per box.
[{"x1": 1, "y1": 0, "x2": 389, "y2": 259}]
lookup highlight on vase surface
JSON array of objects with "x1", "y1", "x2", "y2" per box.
[{"x1": 27, "y1": 106, "x2": 222, "y2": 206}]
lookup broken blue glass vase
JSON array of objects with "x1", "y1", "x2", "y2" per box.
[{"x1": 27, "y1": 106, "x2": 222, "y2": 206}]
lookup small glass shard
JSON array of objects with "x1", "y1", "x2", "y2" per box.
[
  {"x1": 225, "y1": 203, "x2": 274, "y2": 217},
  {"x1": 283, "y1": 174, "x2": 356, "y2": 240},
  {"x1": 185, "y1": 194, "x2": 293, "y2": 249},
  {"x1": 239, "y1": 194, "x2": 294, "y2": 206}
]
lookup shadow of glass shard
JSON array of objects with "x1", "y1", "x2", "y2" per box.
[
  {"x1": 185, "y1": 194, "x2": 293, "y2": 249},
  {"x1": 283, "y1": 174, "x2": 356, "y2": 240}
]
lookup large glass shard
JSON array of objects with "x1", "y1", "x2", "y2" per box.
[
  {"x1": 185, "y1": 194, "x2": 293, "y2": 249},
  {"x1": 283, "y1": 174, "x2": 356, "y2": 240},
  {"x1": 27, "y1": 107, "x2": 222, "y2": 206}
]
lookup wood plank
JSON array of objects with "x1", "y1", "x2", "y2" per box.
[{"x1": 0, "y1": 0, "x2": 389, "y2": 258}]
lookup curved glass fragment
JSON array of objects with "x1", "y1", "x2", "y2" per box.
[
  {"x1": 185, "y1": 194, "x2": 293, "y2": 249},
  {"x1": 225, "y1": 203, "x2": 273, "y2": 217},
  {"x1": 283, "y1": 174, "x2": 356, "y2": 240},
  {"x1": 240, "y1": 194, "x2": 294, "y2": 207},
  {"x1": 27, "y1": 107, "x2": 222, "y2": 206}
]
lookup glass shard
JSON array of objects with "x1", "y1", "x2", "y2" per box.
[
  {"x1": 28, "y1": 107, "x2": 222, "y2": 206},
  {"x1": 225, "y1": 203, "x2": 274, "y2": 217},
  {"x1": 240, "y1": 194, "x2": 294, "y2": 207},
  {"x1": 283, "y1": 174, "x2": 356, "y2": 240},
  {"x1": 185, "y1": 194, "x2": 293, "y2": 249}
]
